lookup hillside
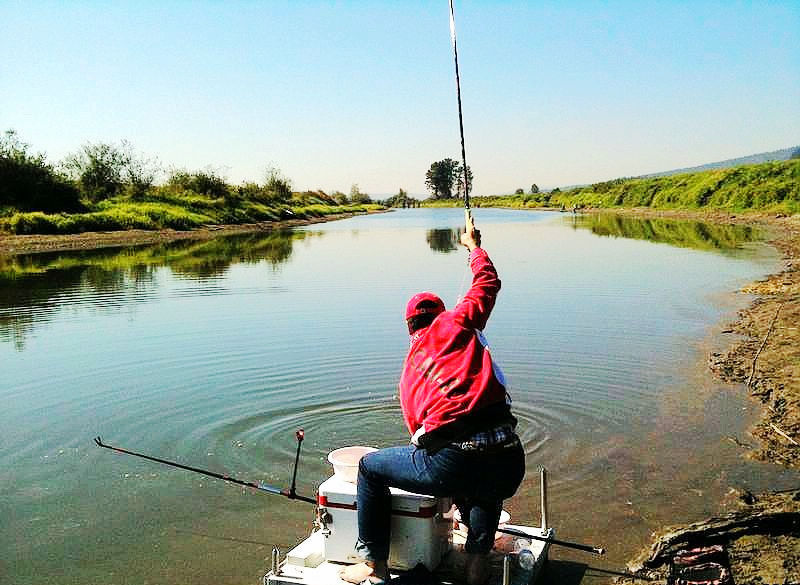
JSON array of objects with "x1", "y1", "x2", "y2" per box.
[
  {"x1": 432, "y1": 159, "x2": 800, "y2": 215},
  {"x1": 642, "y1": 145, "x2": 800, "y2": 178}
]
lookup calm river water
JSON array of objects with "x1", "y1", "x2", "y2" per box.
[{"x1": 2, "y1": 209, "x2": 797, "y2": 585}]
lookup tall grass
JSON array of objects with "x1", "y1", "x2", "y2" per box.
[
  {"x1": 549, "y1": 159, "x2": 799, "y2": 212},
  {"x1": 0, "y1": 189, "x2": 382, "y2": 235}
]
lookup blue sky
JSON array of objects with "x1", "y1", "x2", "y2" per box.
[{"x1": 1, "y1": 1, "x2": 798, "y2": 196}]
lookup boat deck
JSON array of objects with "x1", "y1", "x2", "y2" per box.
[{"x1": 264, "y1": 524, "x2": 552, "y2": 585}]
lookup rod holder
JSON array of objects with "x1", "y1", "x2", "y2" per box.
[
  {"x1": 540, "y1": 466, "x2": 548, "y2": 532},
  {"x1": 502, "y1": 554, "x2": 510, "y2": 585},
  {"x1": 271, "y1": 546, "x2": 280, "y2": 575}
]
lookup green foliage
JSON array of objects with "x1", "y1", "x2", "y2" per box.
[
  {"x1": 383, "y1": 188, "x2": 420, "y2": 208},
  {"x1": 545, "y1": 160, "x2": 800, "y2": 213},
  {"x1": 331, "y1": 190, "x2": 349, "y2": 205},
  {"x1": 63, "y1": 140, "x2": 158, "y2": 202},
  {"x1": 451, "y1": 160, "x2": 799, "y2": 214},
  {"x1": 0, "y1": 130, "x2": 82, "y2": 212},
  {"x1": 433, "y1": 189, "x2": 552, "y2": 209},
  {"x1": 1, "y1": 202, "x2": 215, "y2": 234},
  {"x1": 263, "y1": 167, "x2": 293, "y2": 203},
  {"x1": 167, "y1": 169, "x2": 229, "y2": 198},
  {"x1": 348, "y1": 184, "x2": 372, "y2": 204},
  {"x1": 0, "y1": 136, "x2": 386, "y2": 235},
  {"x1": 425, "y1": 158, "x2": 472, "y2": 199},
  {"x1": 0, "y1": 191, "x2": 383, "y2": 234}
]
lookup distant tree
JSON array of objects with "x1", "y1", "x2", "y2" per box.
[
  {"x1": 791, "y1": 147, "x2": 800, "y2": 159},
  {"x1": 530, "y1": 184, "x2": 539, "y2": 194},
  {"x1": 63, "y1": 140, "x2": 159, "y2": 202},
  {"x1": 425, "y1": 158, "x2": 457, "y2": 198},
  {"x1": 121, "y1": 145, "x2": 159, "y2": 198},
  {"x1": 551, "y1": 187, "x2": 561, "y2": 194},
  {"x1": 515, "y1": 188, "x2": 524, "y2": 195},
  {"x1": 63, "y1": 142, "x2": 126, "y2": 202},
  {"x1": 0, "y1": 130, "x2": 81, "y2": 212},
  {"x1": 425, "y1": 158, "x2": 472, "y2": 199},
  {"x1": 385, "y1": 188, "x2": 420, "y2": 208},
  {"x1": 263, "y1": 166, "x2": 292, "y2": 202},
  {"x1": 455, "y1": 164, "x2": 474, "y2": 199},
  {"x1": 349, "y1": 183, "x2": 372, "y2": 204},
  {"x1": 168, "y1": 168, "x2": 229, "y2": 198},
  {"x1": 331, "y1": 190, "x2": 349, "y2": 205}
]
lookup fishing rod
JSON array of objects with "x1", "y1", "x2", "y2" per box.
[
  {"x1": 448, "y1": 0, "x2": 471, "y2": 223},
  {"x1": 496, "y1": 526, "x2": 606, "y2": 556},
  {"x1": 94, "y1": 430, "x2": 316, "y2": 505}
]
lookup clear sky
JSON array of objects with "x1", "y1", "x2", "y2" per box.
[{"x1": 1, "y1": 1, "x2": 798, "y2": 197}]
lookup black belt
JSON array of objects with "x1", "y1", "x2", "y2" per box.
[{"x1": 451, "y1": 435, "x2": 520, "y2": 453}]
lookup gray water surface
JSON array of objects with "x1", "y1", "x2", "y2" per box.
[{"x1": 1, "y1": 209, "x2": 796, "y2": 584}]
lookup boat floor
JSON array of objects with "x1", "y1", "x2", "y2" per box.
[{"x1": 265, "y1": 525, "x2": 552, "y2": 585}]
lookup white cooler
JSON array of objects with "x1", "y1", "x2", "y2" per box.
[{"x1": 317, "y1": 475, "x2": 452, "y2": 571}]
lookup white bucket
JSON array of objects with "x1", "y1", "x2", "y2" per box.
[{"x1": 327, "y1": 446, "x2": 377, "y2": 483}]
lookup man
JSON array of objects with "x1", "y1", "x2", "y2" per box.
[{"x1": 340, "y1": 218, "x2": 524, "y2": 585}]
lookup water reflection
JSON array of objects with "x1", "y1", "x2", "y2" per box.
[
  {"x1": 568, "y1": 213, "x2": 761, "y2": 252},
  {"x1": 0, "y1": 229, "x2": 315, "y2": 350},
  {"x1": 426, "y1": 228, "x2": 461, "y2": 253}
]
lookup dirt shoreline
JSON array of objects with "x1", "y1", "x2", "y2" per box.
[
  {"x1": 590, "y1": 208, "x2": 800, "y2": 584},
  {"x1": 0, "y1": 210, "x2": 386, "y2": 256}
]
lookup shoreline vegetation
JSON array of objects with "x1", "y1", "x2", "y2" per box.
[
  {"x1": 0, "y1": 130, "x2": 384, "y2": 242},
  {"x1": 423, "y1": 158, "x2": 799, "y2": 215}
]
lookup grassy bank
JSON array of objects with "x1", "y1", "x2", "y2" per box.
[
  {"x1": 0, "y1": 131, "x2": 384, "y2": 235},
  {"x1": 0, "y1": 189, "x2": 382, "y2": 235},
  {"x1": 424, "y1": 159, "x2": 800, "y2": 214}
]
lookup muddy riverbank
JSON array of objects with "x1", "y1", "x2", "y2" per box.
[{"x1": 596, "y1": 208, "x2": 800, "y2": 584}]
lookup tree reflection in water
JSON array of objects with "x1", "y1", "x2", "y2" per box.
[
  {"x1": 0, "y1": 229, "x2": 315, "y2": 350},
  {"x1": 568, "y1": 213, "x2": 760, "y2": 253},
  {"x1": 426, "y1": 228, "x2": 461, "y2": 253}
]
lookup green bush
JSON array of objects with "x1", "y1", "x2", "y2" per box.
[
  {"x1": 167, "y1": 169, "x2": 230, "y2": 198},
  {"x1": 0, "y1": 130, "x2": 82, "y2": 213}
]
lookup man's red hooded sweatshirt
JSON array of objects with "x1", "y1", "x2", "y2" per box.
[{"x1": 399, "y1": 247, "x2": 515, "y2": 450}]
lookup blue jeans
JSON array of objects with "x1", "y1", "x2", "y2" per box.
[{"x1": 355, "y1": 440, "x2": 525, "y2": 561}]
